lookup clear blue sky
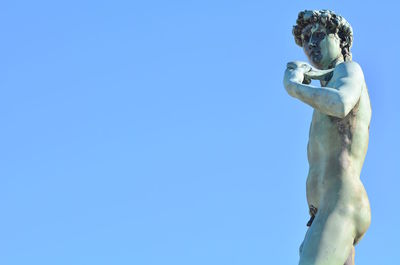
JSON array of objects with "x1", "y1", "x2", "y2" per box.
[{"x1": 1, "y1": 1, "x2": 399, "y2": 264}]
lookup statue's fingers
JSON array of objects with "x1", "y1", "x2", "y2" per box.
[
  {"x1": 287, "y1": 61, "x2": 313, "y2": 73},
  {"x1": 286, "y1": 62, "x2": 298, "y2": 70},
  {"x1": 303, "y1": 76, "x2": 311, "y2": 84}
]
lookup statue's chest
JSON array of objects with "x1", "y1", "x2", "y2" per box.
[
  {"x1": 310, "y1": 111, "x2": 336, "y2": 140},
  {"x1": 309, "y1": 100, "x2": 359, "y2": 151}
]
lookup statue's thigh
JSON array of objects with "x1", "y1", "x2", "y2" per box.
[{"x1": 299, "y1": 210, "x2": 355, "y2": 265}]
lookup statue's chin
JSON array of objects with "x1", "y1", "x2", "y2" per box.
[
  {"x1": 307, "y1": 55, "x2": 324, "y2": 70},
  {"x1": 309, "y1": 61, "x2": 323, "y2": 70},
  {"x1": 310, "y1": 59, "x2": 333, "y2": 70},
  {"x1": 311, "y1": 56, "x2": 344, "y2": 70}
]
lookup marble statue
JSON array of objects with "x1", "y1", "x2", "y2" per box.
[{"x1": 283, "y1": 10, "x2": 371, "y2": 265}]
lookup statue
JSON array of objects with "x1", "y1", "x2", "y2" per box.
[{"x1": 283, "y1": 10, "x2": 371, "y2": 265}]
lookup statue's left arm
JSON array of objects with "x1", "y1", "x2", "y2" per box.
[{"x1": 283, "y1": 62, "x2": 364, "y2": 118}]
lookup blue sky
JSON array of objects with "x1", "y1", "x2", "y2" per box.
[{"x1": 1, "y1": 1, "x2": 399, "y2": 264}]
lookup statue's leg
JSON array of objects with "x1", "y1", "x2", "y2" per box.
[
  {"x1": 299, "y1": 209, "x2": 355, "y2": 265},
  {"x1": 299, "y1": 227, "x2": 311, "y2": 256},
  {"x1": 300, "y1": 234, "x2": 355, "y2": 265}
]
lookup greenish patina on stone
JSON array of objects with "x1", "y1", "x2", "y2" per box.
[{"x1": 283, "y1": 10, "x2": 371, "y2": 265}]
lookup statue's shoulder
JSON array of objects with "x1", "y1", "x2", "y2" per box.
[
  {"x1": 334, "y1": 61, "x2": 363, "y2": 76},
  {"x1": 333, "y1": 61, "x2": 365, "y2": 81}
]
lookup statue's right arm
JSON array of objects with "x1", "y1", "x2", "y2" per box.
[{"x1": 284, "y1": 62, "x2": 364, "y2": 118}]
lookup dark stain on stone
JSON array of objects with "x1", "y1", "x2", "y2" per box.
[{"x1": 329, "y1": 100, "x2": 360, "y2": 151}]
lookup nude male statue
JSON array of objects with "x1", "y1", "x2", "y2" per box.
[{"x1": 283, "y1": 10, "x2": 371, "y2": 265}]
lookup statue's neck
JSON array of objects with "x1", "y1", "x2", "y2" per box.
[{"x1": 319, "y1": 56, "x2": 344, "y2": 86}]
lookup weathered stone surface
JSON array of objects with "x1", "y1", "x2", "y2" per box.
[{"x1": 283, "y1": 10, "x2": 371, "y2": 265}]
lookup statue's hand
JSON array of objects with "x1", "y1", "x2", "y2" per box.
[
  {"x1": 284, "y1": 61, "x2": 310, "y2": 96},
  {"x1": 286, "y1": 61, "x2": 312, "y2": 73}
]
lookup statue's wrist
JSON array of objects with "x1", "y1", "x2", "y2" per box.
[{"x1": 287, "y1": 80, "x2": 299, "y2": 97}]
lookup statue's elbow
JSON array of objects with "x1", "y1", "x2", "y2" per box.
[
  {"x1": 333, "y1": 108, "x2": 346, "y2": 119},
  {"x1": 333, "y1": 93, "x2": 356, "y2": 118},
  {"x1": 336, "y1": 100, "x2": 354, "y2": 119}
]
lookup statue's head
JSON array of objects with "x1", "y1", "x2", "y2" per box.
[{"x1": 293, "y1": 10, "x2": 353, "y2": 69}]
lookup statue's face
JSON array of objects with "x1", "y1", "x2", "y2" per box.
[{"x1": 302, "y1": 24, "x2": 342, "y2": 69}]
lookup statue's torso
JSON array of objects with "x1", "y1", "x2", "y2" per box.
[{"x1": 306, "y1": 78, "x2": 372, "y2": 241}]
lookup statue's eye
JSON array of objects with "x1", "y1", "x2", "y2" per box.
[{"x1": 303, "y1": 34, "x2": 310, "y2": 43}]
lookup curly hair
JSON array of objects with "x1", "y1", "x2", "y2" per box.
[{"x1": 292, "y1": 10, "x2": 353, "y2": 61}]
